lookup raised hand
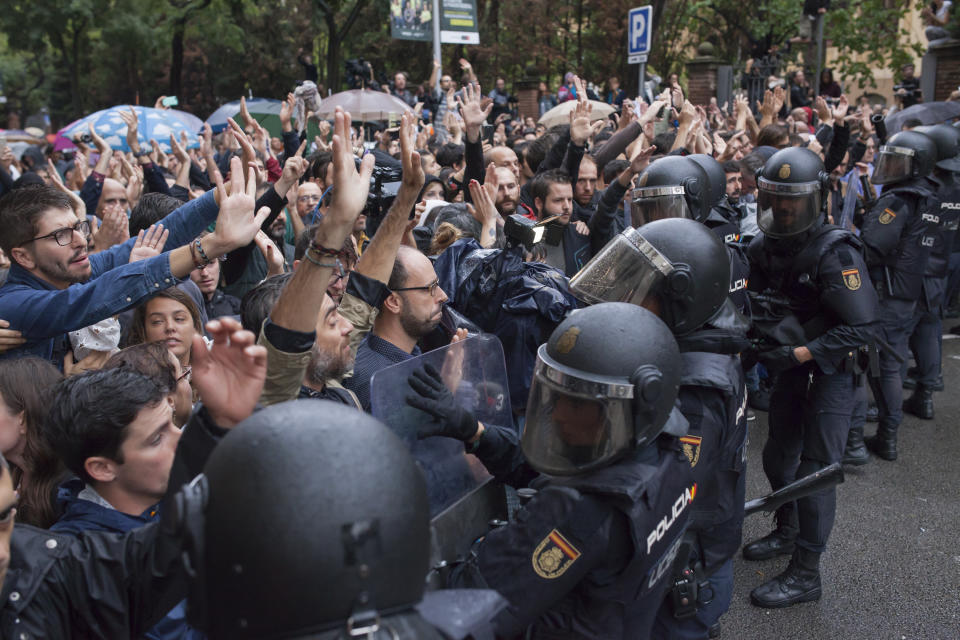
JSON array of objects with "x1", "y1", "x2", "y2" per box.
[
  {"x1": 831, "y1": 95, "x2": 850, "y2": 123},
  {"x1": 814, "y1": 96, "x2": 832, "y2": 125},
  {"x1": 457, "y1": 82, "x2": 493, "y2": 142},
  {"x1": 118, "y1": 108, "x2": 142, "y2": 154},
  {"x1": 128, "y1": 224, "x2": 169, "y2": 264},
  {"x1": 569, "y1": 81, "x2": 594, "y2": 146},
  {"x1": 399, "y1": 110, "x2": 424, "y2": 192},
  {"x1": 47, "y1": 159, "x2": 87, "y2": 218},
  {"x1": 208, "y1": 156, "x2": 271, "y2": 253},
  {"x1": 277, "y1": 140, "x2": 308, "y2": 199},
  {"x1": 279, "y1": 92, "x2": 295, "y2": 133},
  {"x1": 329, "y1": 107, "x2": 376, "y2": 226},
  {"x1": 227, "y1": 117, "x2": 257, "y2": 173},
  {"x1": 239, "y1": 96, "x2": 257, "y2": 129},
  {"x1": 254, "y1": 231, "x2": 286, "y2": 277},
  {"x1": 92, "y1": 204, "x2": 130, "y2": 252},
  {"x1": 191, "y1": 317, "x2": 267, "y2": 429}
]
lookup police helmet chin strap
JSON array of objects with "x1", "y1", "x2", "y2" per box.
[{"x1": 342, "y1": 518, "x2": 400, "y2": 640}]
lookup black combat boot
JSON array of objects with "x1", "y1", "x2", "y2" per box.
[
  {"x1": 750, "y1": 547, "x2": 822, "y2": 608},
  {"x1": 742, "y1": 507, "x2": 797, "y2": 561},
  {"x1": 865, "y1": 426, "x2": 898, "y2": 461},
  {"x1": 903, "y1": 387, "x2": 934, "y2": 420},
  {"x1": 842, "y1": 424, "x2": 869, "y2": 466}
]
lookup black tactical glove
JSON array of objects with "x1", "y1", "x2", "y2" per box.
[
  {"x1": 757, "y1": 345, "x2": 801, "y2": 375},
  {"x1": 405, "y1": 363, "x2": 479, "y2": 441}
]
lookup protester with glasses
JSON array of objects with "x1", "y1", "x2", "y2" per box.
[{"x1": 0, "y1": 160, "x2": 269, "y2": 367}]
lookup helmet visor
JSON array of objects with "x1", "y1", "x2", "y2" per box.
[
  {"x1": 757, "y1": 177, "x2": 821, "y2": 238},
  {"x1": 630, "y1": 186, "x2": 691, "y2": 227},
  {"x1": 570, "y1": 228, "x2": 673, "y2": 305},
  {"x1": 872, "y1": 146, "x2": 915, "y2": 184},
  {"x1": 521, "y1": 351, "x2": 634, "y2": 476}
]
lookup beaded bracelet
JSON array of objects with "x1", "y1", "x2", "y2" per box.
[
  {"x1": 188, "y1": 240, "x2": 204, "y2": 269},
  {"x1": 195, "y1": 238, "x2": 212, "y2": 265},
  {"x1": 308, "y1": 241, "x2": 345, "y2": 258},
  {"x1": 303, "y1": 251, "x2": 339, "y2": 269}
]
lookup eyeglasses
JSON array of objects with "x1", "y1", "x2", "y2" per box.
[
  {"x1": 394, "y1": 278, "x2": 442, "y2": 296},
  {"x1": 178, "y1": 365, "x2": 192, "y2": 383},
  {"x1": 22, "y1": 220, "x2": 91, "y2": 247}
]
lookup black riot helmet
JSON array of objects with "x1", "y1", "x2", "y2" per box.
[
  {"x1": 522, "y1": 303, "x2": 682, "y2": 476},
  {"x1": 631, "y1": 156, "x2": 710, "y2": 226},
  {"x1": 185, "y1": 400, "x2": 434, "y2": 640},
  {"x1": 914, "y1": 124, "x2": 960, "y2": 172},
  {"x1": 570, "y1": 218, "x2": 730, "y2": 336},
  {"x1": 872, "y1": 129, "x2": 938, "y2": 184},
  {"x1": 756, "y1": 147, "x2": 829, "y2": 239},
  {"x1": 688, "y1": 153, "x2": 726, "y2": 207}
]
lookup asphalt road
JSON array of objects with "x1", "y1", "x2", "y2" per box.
[{"x1": 722, "y1": 335, "x2": 960, "y2": 640}]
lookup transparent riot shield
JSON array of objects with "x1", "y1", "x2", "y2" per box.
[{"x1": 370, "y1": 334, "x2": 513, "y2": 516}]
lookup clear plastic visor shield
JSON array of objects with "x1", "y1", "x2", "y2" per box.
[
  {"x1": 521, "y1": 348, "x2": 635, "y2": 476},
  {"x1": 569, "y1": 228, "x2": 674, "y2": 305},
  {"x1": 871, "y1": 145, "x2": 915, "y2": 184},
  {"x1": 756, "y1": 177, "x2": 822, "y2": 238},
  {"x1": 630, "y1": 185, "x2": 692, "y2": 227}
]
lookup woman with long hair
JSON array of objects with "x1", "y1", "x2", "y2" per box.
[
  {"x1": 127, "y1": 288, "x2": 204, "y2": 367},
  {"x1": 0, "y1": 358, "x2": 65, "y2": 528}
]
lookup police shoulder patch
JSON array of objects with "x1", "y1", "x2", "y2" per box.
[
  {"x1": 878, "y1": 208, "x2": 897, "y2": 225},
  {"x1": 679, "y1": 435, "x2": 702, "y2": 467},
  {"x1": 842, "y1": 268, "x2": 862, "y2": 291},
  {"x1": 532, "y1": 529, "x2": 581, "y2": 579}
]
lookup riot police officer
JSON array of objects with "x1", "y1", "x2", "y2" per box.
[
  {"x1": 181, "y1": 400, "x2": 506, "y2": 640},
  {"x1": 456, "y1": 303, "x2": 696, "y2": 639},
  {"x1": 632, "y1": 155, "x2": 751, "y2": 316},
  {"x1": 571, "y1": 218, "x2": 749, "y2": 638},
  {"x1": 743, "y1": 147, "x2": 879, "y2": 608},
  {"x1": 900, "y1": 125, "x2": 960, "y2": 419},
  {"x1": 859, "y1": 130, "x2": 940, "y2": 460}
]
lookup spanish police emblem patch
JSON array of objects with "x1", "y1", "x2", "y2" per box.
[
  {"x1": 679, "y1": 435, "x2": 702, "y2": 467},
  {"x1": 842, "y1": 269, "x2": 861, "y2": 291},
  {"x1": 778, "y1": 164, "x2": 791, "y2": 179},
  {"x1": 878, "y1": 208, "x2": 896, "y2": 224},
  {"x1": 555, "y1": 327, "x2": 581, "y2": 354},
  {"x1": 532, "y1": 529, "x2": 581, "y2": 579}
]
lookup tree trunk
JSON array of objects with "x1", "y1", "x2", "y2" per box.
[{"x1": 170, "y1": 18, "x2": 186, "y2": 98}]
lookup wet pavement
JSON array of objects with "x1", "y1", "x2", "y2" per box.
[{"x1": 723, "y1": 335, "x2": 960, "y2": 639}]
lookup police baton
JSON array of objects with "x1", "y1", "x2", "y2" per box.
[{"x1": 744, "y1": 463, "x2": 844, "y2": 518}]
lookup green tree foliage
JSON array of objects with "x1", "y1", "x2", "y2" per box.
[{"x1": 0, "y1": 0, "x2": 931, "y2": 128}]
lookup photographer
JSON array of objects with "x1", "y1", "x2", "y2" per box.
[{"x1": 895, "y1": 63, "x2": 921, "y2": 109}]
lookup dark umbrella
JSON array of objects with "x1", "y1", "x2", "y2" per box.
[{"x1": 885, "y1": 101, "x2": 960, "y2": 135}]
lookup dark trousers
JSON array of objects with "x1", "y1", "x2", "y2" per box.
[
  {"x1": 763, "y1": 366, "x2": 855, "y2": 553},
  {"x1": 868, "y1": 297, "x2": 916, "y2": 433},
  {"x1": 904, "y1": 278, "x2": 946, "y2": 386}
]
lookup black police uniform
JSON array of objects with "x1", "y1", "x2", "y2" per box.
[
  {"x1": 904, "y1": 174, "x2": 960, "y2": 408},
  {"x1": 477, "y1": 441, "x2": 695, "y2": 640},
  {"x1": 653, "y1": 334, "x2": 748, "y2": 639},
  {"x1": 859, "y1": 176, "x2": 939, "y2": 456},
  {"x1": 749, "y1": 225, "x2": 878, "y2": 543},
  {"x1": 0, "y1": 407, "x2": 225, "y2": 639}
]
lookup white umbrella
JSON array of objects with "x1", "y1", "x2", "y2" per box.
[
  {"x1": 313, "y1": 89, "x2": 413, "y2": 122},
  {"x1": 538, "y1": 99, "x2": 616, "y2": 128}
]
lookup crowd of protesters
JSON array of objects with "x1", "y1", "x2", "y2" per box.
[{"x1": 0, "y1": 43, "x2": 955, "y2": 638}]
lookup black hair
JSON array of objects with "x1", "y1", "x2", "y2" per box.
[
  {"x1": 306, "y1": 151, "x2": 333, "y2": 185},
  {"x1": 739, "y1": 151, "x2": 766, "y2": 177},
  {"x1": 523, "y1": 134, "x2": 556, "y2": 174},
  {"x1": 240, "y1": 272, "x2": 294, "y2": 333},
  {"x1": 436, "y1": 142, "x2": 465, "y2": 169},
  {"x1": 529, "y1": 168, "x2": 572, "y2": 209},
  {"x1": 0, "y1": 185, "x2": 73, "y2": 257},
  {"x1": 652, "y1": 132, "x2": 677, "y2": 155},
  {"x1": 42, "y1": 369, "x2": 169, "y2": 484},
  {"x1": 602, "y1": 159, "x2": 629, "y2": 184},
  {"x1": 129, "y1": 192, "x2": 184, "y2": 235},
  {"x1": 722, "y1": 160, "x2": 741, "y2": 174}
]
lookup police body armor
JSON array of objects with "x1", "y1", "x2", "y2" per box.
[
  {"x1": 860, "y1": 177, "x2": 940, "y2": 300},
  {"x1": 521, "y1": 442, "x2": 696, "y2": 639},
  {"x1": 748, "y1": 225, "x2": 876, "y2": 370},
  {"x1": 676, "y1": 347, "x2": 748, "y2": 573}
]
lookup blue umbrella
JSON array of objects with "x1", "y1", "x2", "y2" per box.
[
  {"x1": 204, "y1": 98, "x2": 282, "y2": 134},
  {"x1": 58, "y1": 105, "x2": 200, "y2": 153}
]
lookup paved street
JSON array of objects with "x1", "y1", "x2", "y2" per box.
[{"x1": 724, "y1": 335, "x2": 960, "y2": 640}]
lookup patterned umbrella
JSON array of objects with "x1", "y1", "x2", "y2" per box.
[{"x1": 58, "y1": 106, "x2": 200, "y2": 153}]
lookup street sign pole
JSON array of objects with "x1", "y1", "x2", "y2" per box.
[
  {"x1": 433, "y1": 0, "x2": 442, "y2": 92},
  {"x1": 628, "y1": 6, "x2": 652, "y2": 101}
]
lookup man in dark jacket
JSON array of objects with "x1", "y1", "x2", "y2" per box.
[{"x1": 529, "y1": 169, "x2": 591, "y2": 276}]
